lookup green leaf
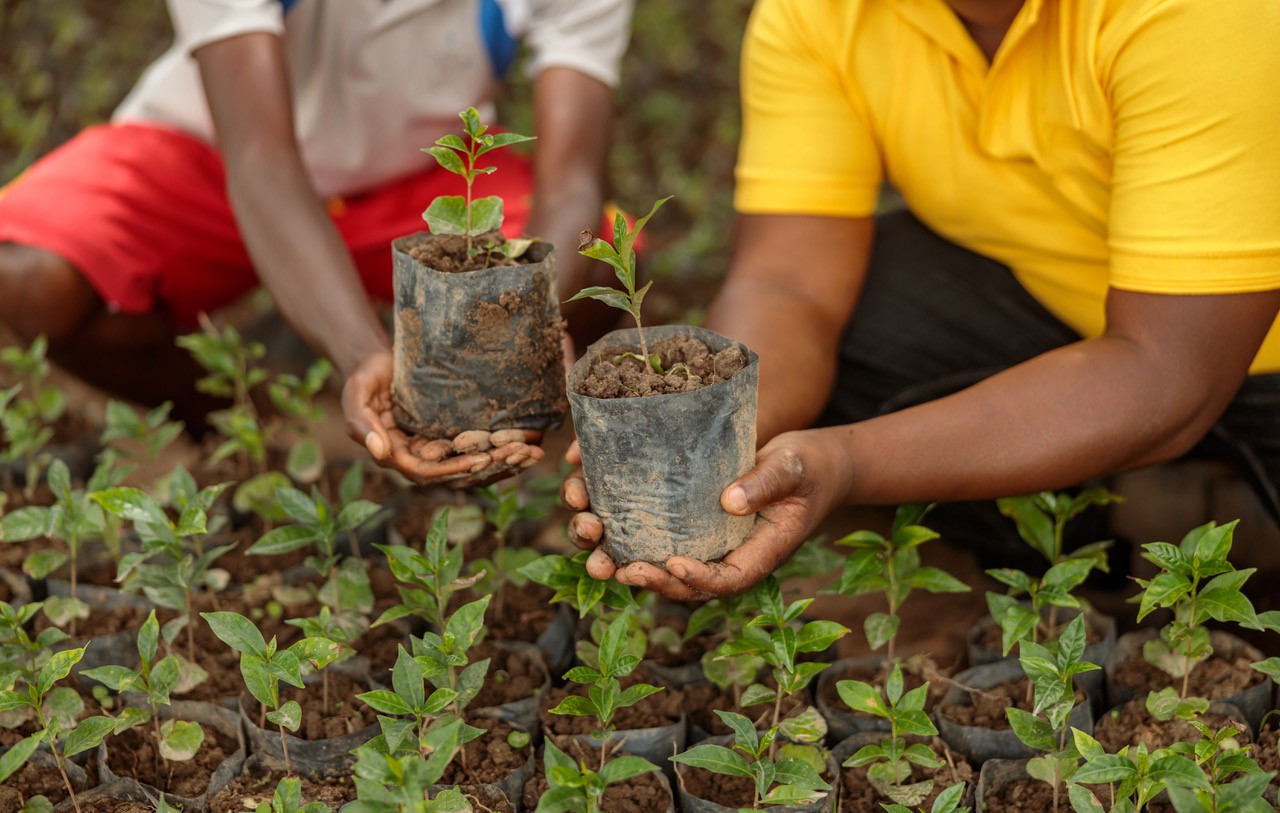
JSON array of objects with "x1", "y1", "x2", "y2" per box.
[
  {"x1": 599, "y1": 755, "x2": 659, "y2": 785},
  {"x1": 864, "y1": 612, "x2": 900, "y2": 652},
  {"x1": 138, "y1": 610, "x2": 159, "y2": 667},
  {"x1": 36, "y1": 647, "x2": 84, "y2": 695},
  {"x1": 548, "y1": 695, "x2": 596, "y2": 717},
  {"x1": 0, "y1": 506, "x2": 53, "y2": 542},
  {"x1": 1073, "y1": 753, "x2": 1137, "y2": 784},
  {"x1": 423, "y1": 196, "x2": 469, "y2": 235},
  {"x1": 357, "y1": 690, "x2": 414, "y2": 717},
  {"x1": 795, "y1": 620, "x2": 849, "y2": 654},
  {"x1": 159, "y1": 719, "x2": 205, "y2": 761},
  {"x1": 63, "y1": 715, "x2": 116, "y2": 757},
  {"x1": 740, "y1": 683, "x2": 777, "y2": 708},
  {"x1": 910, "y1": 566, "x2": 970, "y2": 593},
  {"x1": 597, "y1": 610, "x2": 631, "y2": 678},
  {"x1": 1197, "y1": 569, "x2": 1259, "y2": 627},
  {"x1": 836, "y1": 680, "x2": 887, "y2": 718},
  {"x1": 41, "y1": 595, "x2": 89, "y2": 627},
  {"x1": 424, "y1": 145, "x2": 465, "y2": 175},
  {"x1": 778, "y1": 705, "x2": 828, "y2": 745},
  {"x1": 1137, "y1": 572, "x2": 1193, "y2": 621},
  {"x1": 22, "y1": 550, "x2": 67, "y2": 581},
  {"x1": 267, "y1": 700, "x2": 303, "y2": 732},
  {"x1": 1147, "y1": 754, "x2": 1210, "y2": 789},
  {"x1": 998, "y1": 496, "x2": 1058, "y2": 561},
  {"x1": 617, "y1": 683, "x2": 663, "y2": 709},
  {"x1": 469, "y1": 196, "x2": 504, "y2": 235},
  {"x1": 1252, "y1": 657, "x2": 1280, "y2": 683},
  {"x1": 564, "y1": 286, "x2": 633, "y2": 314},
  {"x1": 1006, "y1": 707, "x2": 1057, "y2": 751},
  {"x1": 670, "y1": 743, "x2": 753, "y2": 778},
  {"x1": 0, "y1": 733, "x2": 40, "y2": 783},
  {"x1": 79, "y1": 665, "x2": 140, "y2": 694},
  {"x1": 201, "y1": 612, "x2": 268, "y2": 658}
]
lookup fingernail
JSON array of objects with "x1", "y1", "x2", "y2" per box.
[
  {"x1": 725, "y1": 486, "x2": 748, "y2": 513},
  {"x1": 670, "y1": 562, "x2": 688, "y2": 579}
]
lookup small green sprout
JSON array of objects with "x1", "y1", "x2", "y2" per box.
[
  {"x1": 254, "y1": 776, "x2": 334, "y2": 813},
  {"x1": 536, "y1": 738, "x2": 658, "y2": 813},
  {"x1": 881, "y1": 783, "x2": 970, "y2": 813}
]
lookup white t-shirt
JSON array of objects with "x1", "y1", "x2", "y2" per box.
[{"x1": 115, "y1": 0, "x2": 632, "y2": 198}]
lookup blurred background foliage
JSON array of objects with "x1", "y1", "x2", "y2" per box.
[{"x1": 0, "y1": 0, "x2": 754, "y2": 302}]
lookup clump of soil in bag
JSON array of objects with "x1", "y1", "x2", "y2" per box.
[
  {"x1": 250, "y1": 672, "x2": 376, "y2": 740},
  {"x1": 438, "y1": 716, "x2": 531, "y2": 786},
  {"x1": 540, "y1": 671, "x2": 682, "y2": 735},
  {"x1": 1111, "y1": 652, "x2": 1265, "y2": 700},
  {"x1": 941, "y1": 677, "x2": 1085, "y2": 729},
  {"x1": 406, "y1": 231, "x2": 522, "y2": 274},
  {"x1": 981, "y1": 777, "x2": 1059, "y2": 812},
  {"x1": 576, "y1": 336, "x2": 747, "y2": 399},
  {"x1": 450, "y1": 583, "x2": 559, "y2": 647},
  {"x1": 842, "y1": 742, "x2": 973, "y2": 811},
  {"x1": 1250, "y1": 724, "x2": 1279, "y2": 773},
  {"x1": 84, "y1": 802, "x2": 156, "y2": 813},
  {"x1": 208, "y1": 763, "x2": 356, "y2": 812},
  {"x1": 471, "y1": 642, "x2": 543, "y2": 709},
  {"x1": 523, "y1": 750, "x2": 673, "y2": 813},
  {"x1": 820, "y1": 658, "x2": 948, "y2": 718},
  {"x1": 0, "y1": 762, "x2": 75, "y2": 809},
  {"x1": 682, "y1": 683, "x2": 807, "y2": 737},
  {"x1": 1095, "y1": 698, "x2": 1249, "y2": 753},
  {"x1": 683, "y1": 760, "x2": 832, "y2": 810},
  {"x1": 106, "y1": 724, "x2": 240, "y2": 797}
]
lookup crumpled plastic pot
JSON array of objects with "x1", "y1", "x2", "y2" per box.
[{"x1": 547, "y1": 712, "x2": 688, "y2": 786}]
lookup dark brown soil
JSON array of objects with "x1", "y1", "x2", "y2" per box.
[
  {"x1": 0, "y1": 761, "x2": 79, "y2": 810},
  {"x1": 212, "y1": 525, "x2": 312, "y2": 586},
  {"x1": 981, "y1": 777, "x2": 1060, "y2": 812},
  {"x1": 683, "y1": 682, "x2": 806, "y2": 737},
  {"x1": 575, "y1": 336, "x2": 747, "y2": 399},
  {"x1": 1251, "y1": 725, "x2": 1279, "y2": 774},
  {"x1": 1111, "y1": 652, "x2": 1266, "y2": 701},
  {"x1": 248, "y1": 672, "x2": 377, "y2": 741},
  {"x1": 408, "y1": 231, "x2": 521, "y2": 274},
  {"x1": 540, "y1": 671, "x2": 683, "y2": 735},
  {"x1": 105, "y1": 722, "x2": 239, "y2": 797},
  {"x1": 841, "y1": 741, "x2": 974, "y2": 811},
  {"x1": 440, "y1": 716, "x2": 532, "y2": 786},
  {"x1": 940, "y1": 677, "x2": 1085, "y2": 730},
  {"x1": 682, "y1": 760, "x2": 832, "y2": 810},
  {"x1": 207, "y1": 762, "x2": 356, "y2": 812},
  {"x1": 522, "y1": 750, "x2": 672, "y2": 813},
  {"x1": 1095, "y1": 698, "x2": 1248, "y2": 753},
  {"x1": 82, "y1": 802, "x2": 154, "y2": 813},
  {"x1": 645, "y1": 610, "x2": 716, "y2": 668},
  {"x1": 472, "y1": 642, "x2": 544, "y2": 709},
  {"x1": 819, "y1": 658, "x2": 947, "y2": 720},
  {"x1": 452, "y1": 582, "x2": 558, "y2": 646}
]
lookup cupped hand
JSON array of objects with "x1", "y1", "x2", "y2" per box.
[
  {"x1": 563, "y1": 428, "x2": 853, "y2": 600},
  {"x1": 342, "y1": 352, "x2": 545, "y2": 488}
]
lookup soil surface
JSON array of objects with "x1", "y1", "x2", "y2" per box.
[
  {"x1": 207, "y1": 761, "x2": 356, "y2": 812},
  {"x1": 471, "y1": 641, "x2": 544, "y2": 710},
  {"x1": 1111, "y1": 652, "x2": 1266, "y2": 700},
  {"x1": 249, "y1": 672, "x2": 377, "y2": 741},
  {"x1": 1095, "y1": 698, "x2": 1248, "y2": 753},
  {"x1": 683, "y1": 682, "x2": 807, "y2": 737},
  {"x1": 540, "y1": 671, "x2": 683, "y2": 735},
  {"x1": 105, "y1": 721, "x2": 240, "y2": 798},
  {"x1": 1251, "y1": 725, "x2": 1279, "y2": 774},
  {"x1": 452, "y1": 583, "x2": 559, "y2": 646},
  {"x1": 645, "y1": 610, "x2": 716, "y2": 668},
  {"x1": 575, "y1": 335, "x2": 747, "y2": 399},
  {"x1": 439, "y1": 716, "x2": 531, "y2": 786},
  {"x1": 980, "y1": 777, "x2": 1060, "y2": 812},
  {"x1": 841, "y1": 741, "x2": 974, "y2": 812},
  {"x1": 80, "y1": 802, "x2": 154, "y2": 813},
  {"x1": 407, "y1": 231, "x2": 521, "y2": 274},
  {"x1": 523, "y1": 751, "x2": 672, "y2": 813},
  {"x1": 819, "y1": 658, "x2": 947, "y2": 720},
  {"x1": 212, "y1": 525, "x2": 312, "y2": 587},
  {"x1": 0, "y1": 762, "x2": 80, "y2": 811},
  {"x1": 940, "y1": 676, "x2": 1085, "y2": 730},
  {"x1": 33, "y1": 597, "x2": 149, "y2": 641}
]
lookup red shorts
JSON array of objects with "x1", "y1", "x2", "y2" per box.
[{"x1": 0, "y1": 123, "x2": 536, "y2": 329}]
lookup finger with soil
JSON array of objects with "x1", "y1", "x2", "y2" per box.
[
  {"x1": 414, "y1": 439, "x2": 454, "y2": 461},
  {"x1": 568, "y1": 512, "x2": 603, "y2": 550},
  {"x1": 562, "y1": 470, "x2": 589, "y2": 510},
  {"x1": 491, "y1": 428, "x2": 541, "y2": 446},
  {"x1": 452, "y1": 430, "x2": 493, "y2": 453}
]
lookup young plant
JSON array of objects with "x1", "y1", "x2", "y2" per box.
[
  {"x1": 101, "y1": 399, "x2": 185, "y2": 469},
  {"x1": 519, "y1": 551, "x2": 640, "y2": 668},
  {"x1": 81, "y1": 611, "x2": 206, "y2": 780},
  {"x1": 347, "y1": 723, "x2": 477, "y2": 813},
  {"x1": 712, "y1": 576, "x2": 847, "y2": 757},
  {"x1": 1, "y1": 456, "x2": 128, "y2": 636},
  {"x1": 267, "y1": 358, "x2": 333, "y2": 485},
  {"x1": 881, "y1": 783, "x2": 970, "y2": 813},
  {"x1": 422, "y1": 107, "x2": 535, "y2": 258},
  {"x1": 255, "y1": 776, "x2": 334, "y2": 813},
  {"x1": 837, "y1": 662, "x2": 945, "y2": 806},
  {"x1": 568, "y1": 196, "x2": 672, "y2": 368},
  {"x1": 201, "y1": 611, "x2": 344, "y2": 776},
  {"x1": 671, "y1": 710, "x2": 830, "y2": 810},
  {"x1": 0, "y1": 647, "x2": 120, "y2": 813},
  {"x1": 1133, "y1": 520, "x2": 1260, "y2": 699},
  {"x1": 1160, "y1": 721, "x2": 1273, "y2": 813},
  {"x1": 375, "y1": 509, "x2": 476, "y2": 634},
  {"x1": 827, "y1": 504, "x2": 969, "y2": 663},
  {"x1": 1068, "y1": 728, "x2": 1207, "y2": 813},
  {"x1": 0, "y1": 336, "x2": 65, "y2": 497},
  {"x1": 549, "y1": 609, "x2": 663, "y2": 771},
  {"x1": 997, "y1": 489, "x2": 1120, "y2": 569},
  {"x1": 1005, "y1": 614, "x2": 1099, "y2": 813},
  {"x1": 0, "y1": 600, "x2": 68, "y2": 687},
  {"x1": 471, "y1": 482, "x2": 547, "y2": 612},
  {"x1": 535, "y1": 737, "x2": 659, "y2": 813},
  {"x1": 93, "y1": 469, "x2": 233, "y2": 660}
]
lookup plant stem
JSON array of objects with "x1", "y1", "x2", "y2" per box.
[
  {"x1": 632, "y1": 313, "x2": 649, "y2": 362},
  {"x1": 69, "y1": 549, "x2": 78, "y2": 640},
  {"x1": 768, "y1": 689, "x2": 784, "y2": 760},
  {"x1": 279, "y1": 724, "x2": 293, "y2": 775},
  {"x1": 152, "y1": 703, "x2": 163, "y2": 780},
  {"x1": 186, "y1": 589, "x2": 196, "y2": 663},
  {"x1": 53, "y1": 750, "x2": 81, "y2": 813},
  {"x1": 323, "y1": 671, "x2": 330, "y2": 717}
]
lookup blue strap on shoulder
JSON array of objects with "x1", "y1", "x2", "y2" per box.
[{"x1": 479, "y1": 0, "x2": 518, "y2": 78}]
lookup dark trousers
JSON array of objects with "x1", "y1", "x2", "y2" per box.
[{"x1": 821, "y1": 211, "x2": 1280, "y2": 571}]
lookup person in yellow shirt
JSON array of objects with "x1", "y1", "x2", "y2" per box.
[{"x1": 567, "y1": 0, "x2": 1280, "y2": 598}]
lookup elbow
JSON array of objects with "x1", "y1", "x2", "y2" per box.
[{"x1": 1131, "y1": 392, "x2": 1230, "y2": 469}]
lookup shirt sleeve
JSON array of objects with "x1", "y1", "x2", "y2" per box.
[
  {"x1": 166, "y1": 0, "x2": 284, "y2": 55},
  {"x1": 734, "y1": 0, "x2": 881, "y2": 217},
  {"x1": 1105, "y1": 0, "x2": 1280, "y2": 294},
  {"x1": 524, "y1": 0, "x2": 633, "y2": 88}
]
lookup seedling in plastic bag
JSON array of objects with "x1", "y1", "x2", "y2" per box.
[
  {"x1": 254, "y1": 776, "x2": 334, "y2": 813},
  {"x1": 536, "y1": 737, "x2": 658, "y2": 813},
  {"x1": 880, "y1": 782, "x2": 970, "y2": 813},
  {"x1": 348, "y1": 727, "x2": 477, "y2": 812}
]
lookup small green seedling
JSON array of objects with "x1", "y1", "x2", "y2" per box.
[
  {"x1": 568, "y1": 196, "x2": 672, "y2": 368},
  {"x1": 94, "y1": 470, "x2": 233, "y2": 661},
  {"x1": 686, "y1": 592, "x2": 764, "y2": 706},
  {"x1": 838, "y1": 662, "x2": 944, "y2": 806},
  {"x1": 472, "y1": 482, "x2": 546, "y2": 612},
  {"x1": 255, "y1": 776, "x2": 334, "y2": 813},
  {"x1": 82, "y1": 611, "x2": 206, "y2": 779},
  {"x1": 101, "y1": 399, "x2": 185, "y2": 469},
  {"x1": 201, "y1": 611, "x2": 344, "y2": 776},
  {"x1": 0, "y1": 336, "x2": 65, "y2": 498},
  {"x1": 550, "y1": 609, "x2": 663, "y2": 771},
  {"x1": 1133, "y1": 521, "x2": 1260, "y2": 699},
  {"x1": 671, "y1": 710, "x2": 830, "y2": 810},
  {"x1": 520, "y1": 550, "x2": 641, "y2": 669},
  {"x1": 1068, "y1": 728, "x2": 1207, "y2": 813},
  {"x1": 536, "y1": 737, "x2": 658, "y2": 813},
  {"x1": 1159, "y1": 721, "x2": 1273, "y2": 813},
  {"x1": 827, "y1": 504, "x2": 968, "y2": 663},
  {"x1": 347, "y1": 724, "x2": 477, "y2": 813},
  {"x1": 422, "y1": 107, "x2": 535, "y2": 259},
  {"x1": 715, "y1": 576, "x2": 847, "y2": 758},
  {"x1": 881, "y1": 783, "x2": 970, "y2": 813},
  {"x1": 1005, "y1": 615, "x2": 1099, "y2": 813},
  {"x1": 997, "y1": 489, "x2": 1119, "y2": 569},
  {"x1": 375, "y1": 509, "x2": 479, "y2": 634},
  {"x1": 0, "y1": 600, "x2": 69, "y2": 686},
  {"x1": 0, "y1": 647, "x2": 120, "y2": 813},
  {"x1": 268, "y1": 358, "x2": 333, "y2": 484}
]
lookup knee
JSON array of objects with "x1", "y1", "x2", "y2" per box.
[{"x1": 0, "y1": 243, "x2": 98, "y2": 344}]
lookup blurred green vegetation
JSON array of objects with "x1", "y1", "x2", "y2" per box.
[{"x1": 0, "y1": 0, "x2": 753, "y2": 290}]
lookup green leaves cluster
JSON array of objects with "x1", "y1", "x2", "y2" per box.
[
  {"x1": 346, "y1": 733, "x2": 478, "y2": 813},
  {"x1": 671, "y1": 710, "x2": 830, "y2": 810},
  {"x1": 376, "y1": 509, "x2": 480, "y2": 633},
  {"x1": 520, "y1": 552, "x2": 636, "y2": 623},
  {"x1": 536, "y1": 739, "x2": 659, "y2": 813},
  {"x1": 0, "y1": 336, "x2": 65, "y2": 497},
  {"x1": 101, "y1": 399, "x2": 184, "y2": 468},
  {"x1": 255, "y1": 776, "x2": 334, "y2": 813},
  {"x1": 827, "y1": 505, "x2": 968, "y2": 659},
  {"x1": 997, "y1": 490, "x2": 1119, "y2": 568},
  {"x1": 838, "y1": 662, "x2": 942, "y2": 806},
  {"x1": 422, "y1": 107, "x2": 534, "y2": 242},
  {"x1": 881, "y1": 783, "x2": 970, "y2": 813},
  {"x1": 567, "y1": 196, "x2": 672, "y2": 365},
  {"x1": 1133, "y1": 522, "x2": 1260, "y2": 690}
]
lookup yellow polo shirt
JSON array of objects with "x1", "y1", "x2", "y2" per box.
[{"x1": 735, "y1": 0, "x2": 1280, "y2": 373}]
